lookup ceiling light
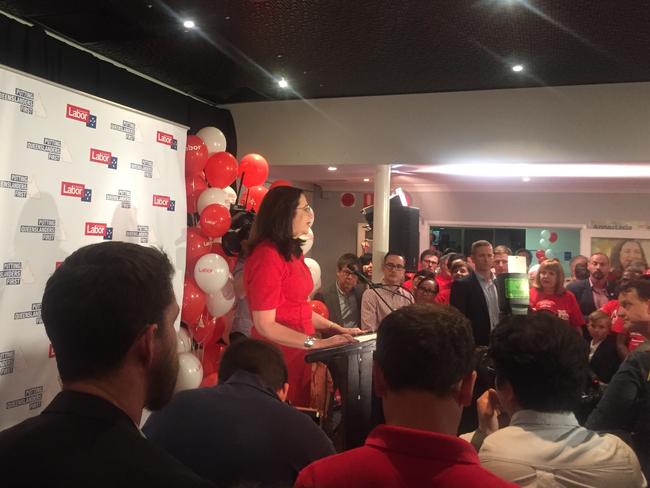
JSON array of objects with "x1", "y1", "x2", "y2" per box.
[
  {"x1": 522, "y1": 177, "x2": 531, "y2": 182},
  {"x1": 512, "y1": 64, "x2": 524, "y2": 72},
  {"x1": 414, "y1": 163, "x2": 650, "y2": 178},
  {"x1": 363, "y1": 178, "x2": 370, "y2": 182},
  {"x1": 183, "y1": 20, "x2": 195, "y2": 29},
  {"x1": 327, "y1": 166, "x2": 337, "y2": 171},
  {"x1": 278, "y1": 77, "x2": 289, "y2": 89}
]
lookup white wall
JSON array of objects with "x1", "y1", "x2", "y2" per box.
[{"x1": 227, "y1": 82, "x2": 650, "y2": 166}]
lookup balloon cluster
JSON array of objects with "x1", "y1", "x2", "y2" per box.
[{"x1": 537, "y1": 229, "x2": 559, "y2": 260}]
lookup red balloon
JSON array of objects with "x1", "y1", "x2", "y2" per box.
[
  {"x1": 185, "y1": 135, "x2": 209, "y2": 176},
  {"x1": 187, "y1": 227, "x2": 212, "y2": 269},
  {"x1": 202, "y1": 309, "x2": 227, "y2": 341},
  {"x1": 549, "y1": 231, "x2": 558, "y2": 243},
  {"x1": 200, "y1": 372, "x2": 219, "y2": 387},
  {"x1": 535, "y1": 249, "x2": 547, "y2": 262},
  {"x1": 204, "y1": 152, "x2": 239, "y2": 189},
  {"x1": 239, "y1": 153, "x2": 269, "y2": 187},
  {"x1": 185, "y1": 173, "x2": 208, "y2": 214},
  {"x1": 310, "y1": 300, "x2": 329, "y2": 319},
  {"x1": 199, "y1": 204, "x2": 232, "y2": 238},
  {"x1": 188, "y1": 312, "x2": 216, "y2": 343},
  {"x1": 201, "y1": 339, "x2": 226, "y2": 377},
  {"x1": 181, "y1": 277, "x2": 206, "y2": 326},
  {"x1": 269, "y1": 179, "x2": 292, "y2": 190},
  {"x1": 245, "y1": 185, "x2": 269, "y2": 212}
]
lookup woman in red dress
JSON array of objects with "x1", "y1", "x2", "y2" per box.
[
  {"x1": 244, "y1": 186, "x2": 360, "y2": 407},
  {"x1": 529, "y1": 259, "x2": 584, "y2": 330}
]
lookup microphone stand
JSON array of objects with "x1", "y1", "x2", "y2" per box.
[{"x1": 348, "y1": 266, "x2": 404, "y2": 312}]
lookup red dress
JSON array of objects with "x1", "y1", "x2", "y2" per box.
[
  {"x1": 529, "y1": 288, "x2": 584, "y2": 329},
  {"x1": 244, "y1": 240, "x2": 314, "y2": 407}
]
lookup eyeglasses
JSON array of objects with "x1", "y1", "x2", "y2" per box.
[
  {"x1": 422, "y1": 259, "x2": 438, "y2": 266},
  {"x1": 297, "y1": 204, "x2": 314, "y2": 214},
  {"x1": 384, "y1": 263, "x2": 405, "y2": 271}
]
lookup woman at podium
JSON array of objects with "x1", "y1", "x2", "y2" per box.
[{"x1": 245, "y1": 186, "x2": 359, "y2": 407}]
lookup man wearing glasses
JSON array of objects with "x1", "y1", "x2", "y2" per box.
[
  {"x1": 314, "y1": 254, "x2": 364, "y2": 329},
  {"x1": 403, "y1": 250, "x2": 440, "y2": 291},
  {"x1": 360, "y1": 251, "x2": 413, "y2": 331}
]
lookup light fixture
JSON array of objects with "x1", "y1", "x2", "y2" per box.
[
  {"x1": 512, "y1": 64, "x2": 524, "y2": 72},
  {"x1": 278, "y1": 77, "x2": 289, "y2": 89},
  {"x1": 183, "y1": 20, "x2": 195, "y2": 29},
  {"x1": 413, "y1": 163, "x2": 650, "y2": 178},
  {"x1": 363, "y1": 178, "x2": 370, "y2": 182},
  {"x1": 327, "y1": 166, "x2": 337, "y2": 171},
  {"x1": 522, "y1": 177, "x2": 531, "y2": 182}
]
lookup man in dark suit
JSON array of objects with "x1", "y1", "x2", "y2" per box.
[
  {"x1": 314, "y1": 253, "x2": 364, "y2": 328},
  {"x1": 567, "y1": 252, "x2": 616, "y2": 321},
  {"x1": 0, "y1": 242, "x2": 213, "y2": 488},
  {"x1": 450, "y1": 240, "x2": 500, "y2": 346}
]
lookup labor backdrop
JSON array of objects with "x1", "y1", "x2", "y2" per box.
[{"x1": 0, "y1": 64, "x2": 187, "y2": 430}]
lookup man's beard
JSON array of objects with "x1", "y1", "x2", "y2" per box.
[
  {"x1": 591, "y1": 270, "x2": 605, "y2": 280},
  {"x1": 145, "y1": 337, "x2": 179, "y2": 411}
]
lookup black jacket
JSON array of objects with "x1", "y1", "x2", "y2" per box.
[
  {"x1": 0, "y1": 390, "x2": 214, "y2": 488},
  {"x1": 588, "y1": 334, "x2": 622, "y2": 384},
  {"x1": 450, "y1": 273, "x2": 493, "y2": 346},
  {"x1": 566, "y1": 278, "x2": 617, "y2": 320},
  {"x1": 314, "y1": 283, "x2": 363, "y2": 327}
]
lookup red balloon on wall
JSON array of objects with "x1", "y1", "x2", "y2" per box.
[
  {"x1": 269, "y1": 179, "x2": 292, "y2": 190},
  {"x1": 201, "y1": 339, "x2": 226, "y2": 377},
  {"x1": 181, "y1": 277, "x2": 206, "y2": 326},
  {"x1": 549, "y1": 231, "x2": 558, "y2": 243},
  {"x1": 310, "y1": 300, "x2": 329, "y2": 319},
  {"x1": 187, "y1": 227, "x2": 212, "y2": 268},
  {"x1": 185, "y1": 135, "x2": 209, "y2": 177},
  {"x1": 186, "y1": 173, "x2": 208, "y2": 214},
  {"x1": 204, "y1": 152, "x2": 239, "y2": 189},
  {"x1": 199, "y1": 204, "x2": 232, "y2": 238},
  {"x1": 239, "y1": 153, "x2": 269, "y2": 187},
  {"x1": 245, "y1": 185, "x2": 269, "y2": 212},
  {"x1": 200, "y1": 372, "x2": 219, "y2": 387}
]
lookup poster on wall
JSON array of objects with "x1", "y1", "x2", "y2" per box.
[
  {"x1": 0, "y1": 64, "x2": 188, "y2": 430},
  {"x1": 591, "y1": 238, "x2": 650, "y2": 276}
]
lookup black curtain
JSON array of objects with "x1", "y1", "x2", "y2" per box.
[{"x1": 0, "y1": 14, "x2": 237, "y2": 154}]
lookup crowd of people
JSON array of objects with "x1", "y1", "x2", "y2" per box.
[{"x1": 2, "y1": 185, "x2": 650, "y2": 487}]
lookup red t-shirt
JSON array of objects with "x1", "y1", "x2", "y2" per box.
[
  {"x1": 295, "y1": 424, "x2": 517, "y2": 488},
  {"x1": 529, "y1": 288, "x2": 584, "y2": 328},
  {"x1": 244, "y1": 240, "x2": 314, "y2": 406},
  {"x1": 436, "y1": 273, "x2": 453, "y2": 293},
  {"x1": 602, "y1": 300, "x2": 645, "y2": 351}
]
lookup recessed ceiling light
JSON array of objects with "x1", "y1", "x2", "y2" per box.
[
  {"x1": 414, "y1": 163, "x2": 650, "y2": 178},
  {"x1": 363, "y1": 178, "x2": 370, "y2": 182},
  {"x1": 512, "y1": 64, "x2": 524, "y2": 72},
  {"x1": 522, "y1": 177, "x2": 531, "y2": 182},
  {"x1": 327, "y1": 166, "x2": 337, "y2": 171},
  {"x1": 277, "y1": 77, "x2": 289, "y2": 89},
  {"x1": 183, "y1": 20, "x2": 195, "y2": 29}
]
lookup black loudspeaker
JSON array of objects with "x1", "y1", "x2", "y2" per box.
[{"x1": 389, "y1": 206, "x2": 420, "y2": 273}]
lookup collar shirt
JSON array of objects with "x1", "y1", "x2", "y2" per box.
[
  {"x1": 360, "y1": 285, "x2": 413, "y2": 331},
  {"x1": 590, "y1": 278, "x2": 610, "y2": 310},
  {"x1": 476, "y1": 272, "x2": 500, "y2": 329},
  {"x1": 336, "y1": 282, "x2": 360, "y2": 328},
  {"x1": 479, "y1": 410, "x2": 646, "y2": 487}
]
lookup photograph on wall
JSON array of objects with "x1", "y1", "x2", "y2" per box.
[{"x1": 590, "y1": 237, "x2": 650, "y2": 276}]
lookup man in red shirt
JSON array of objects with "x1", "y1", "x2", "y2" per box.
[{"x1": 295, "y1": 304, "x2": 516, "y2": 488}]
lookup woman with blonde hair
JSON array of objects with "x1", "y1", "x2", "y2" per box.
[{"x1": 530, "y1": 259, "x2": 584, "y2": 330}]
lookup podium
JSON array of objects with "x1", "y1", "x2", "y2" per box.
[{"x1": 305, "y1": 333, "x2": 378, "y2": 450}]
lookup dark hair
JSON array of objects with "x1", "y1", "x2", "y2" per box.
[
  {"x1": 218, "y1": 339, "x2": 288, "y2": 391},
  {"x1": 247, "y1": 186, "x2": 304, "y2": 261},
  {"x1": 337, "y1": 253, "x2": 361, "y2": 271},
  {"x1": 447, "y1": 252, "x2": 466, "y2": 266},
  {"x1": 416, "y1": 276, "x2": 439, "y2": 295},
  {"x1": 450, "y1": 260, "x2": 469, "y2": 274},
  {"x1": 569, "y1": 254, "x2": 588, "y2": 267},
  {"x1": 489, "y1": 313, "x2": 589, "y2": 412},
  {"x1": 383, "y1": 250, "x2": 405, "y2": 264},
  {"x1": 471, "y1": 240, "x2": 493, "y2": 255},
  {"x1": 610, "y1": 240, "x2": 648, "y2": 274},
  {"x1": 493, "y1": 245, "x2": 512, "y2": 255},
  {"x1": 359, "y1": 253, "x2": 372, "y2": 266},
  {"x1": 619, "y1": 278, "x2": 650, "y2": 301},
  {"x1": 515, "y1": 248, "x2": 533, "y2": 268},
  {"x1": 41, "y1": 242, "x2": 175, "y2": 382},
  {"x1": 376, "y1": 304, "x2": 475, "y2": 395},
  {"x1": 419, "y1": 249, "x2": 440, "y2": 262}
]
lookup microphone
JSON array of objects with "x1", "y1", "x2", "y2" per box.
[{"x1": 347, "y1": 265, "x2": 414, "y2": 303}]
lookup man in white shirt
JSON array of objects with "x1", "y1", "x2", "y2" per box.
[
  {"x1": 470, "y1": 312, "x2": 646, "y2": 487},
  {"x1": 360, "y1": 251, "x2": 413, "y2": 331}
]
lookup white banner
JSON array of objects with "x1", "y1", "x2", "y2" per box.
[{"x1": 0, "y1": 64, "x2": 188, "y2": 430}]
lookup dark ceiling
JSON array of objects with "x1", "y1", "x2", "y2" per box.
[{"x1": 1, "y1": 1, "x2": 648, "y2": 105}]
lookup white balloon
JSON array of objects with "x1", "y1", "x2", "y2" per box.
[
  {"x1": 299, "y1": 228, "x2": 314, "y2": 255},
  {"x1": 310, "y1": 277, "x2": 322, "y2": 298},
  {"x1": 206, "y1": 274, "x2": 236, "y2": 318},
  {"x1": 223, "y1": 186, "x2": 237, "y2": 206},
  {"x1": 194, "y1": 253, "x2": 229, "y2": 294},
  {"x1": 304, "y1": 258, "x2": 321, "y2": 292},
  {"x1": 197, "y1": 188, "x2": 230, "y2": 214},
  {"x1": 197, "y1": 126, "x2": 227, "y2": 154},
  {"x1": 175, "y1": 352, "x2": 203, "y2": 392},
  {"x1": 177, "y1": 327, "x2": 192, "y2": 353}
]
